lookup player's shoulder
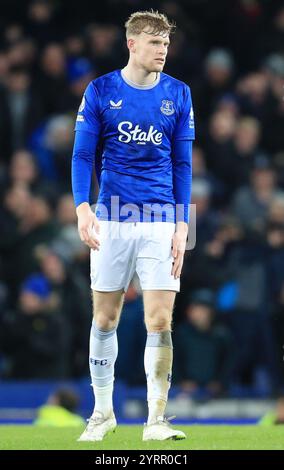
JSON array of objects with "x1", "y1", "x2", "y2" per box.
[
  {"x1": 160, "y1": 72, "x2": 191, "y2": 92},
  {"x1": 89, "y1": 70, "x2": 120, "y2": 92}
]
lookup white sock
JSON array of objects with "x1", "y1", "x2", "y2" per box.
[
  {"x1": 92, "y1": 382, "x2": 114, "y2": 418},
  {"x1": 89, "y1": 320, "x2": 118, "y2": 417},
  {"x1": 144, "y1": 331, "x2": 173, "y2": 425}
]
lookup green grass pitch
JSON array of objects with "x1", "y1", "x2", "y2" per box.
[{"x1": 0, "y1": 425, "x2": 284, "y2": 450}]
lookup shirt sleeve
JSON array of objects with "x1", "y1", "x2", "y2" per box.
[
  {"x1": 74, "y1": 81, "x2": 101, "y2": 135},
  {"x1": 172, "y1": 139, "x2": 192, "y2": 223},
  {"x1": 174, "y1": 85, "x2": 195, "y2": 141},
  {"x1": 71, "y1": 130, "x2": 99, "y2": 207}
]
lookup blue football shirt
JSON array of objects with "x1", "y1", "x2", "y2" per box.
[{"x1": 74, "y1": 69, "x2": 195, "y2": 222}]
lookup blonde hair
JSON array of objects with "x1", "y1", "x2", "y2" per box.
[{"x1": 125, "y1": 10, "x2": 175, "y2": 39}]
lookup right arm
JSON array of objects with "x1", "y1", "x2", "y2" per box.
[
  {"x1": 71, "y1": 82, "x2": 101, "y2": 250},
  {"x1": 72, "y1": 130, "x2": 100, "y2": 249}
]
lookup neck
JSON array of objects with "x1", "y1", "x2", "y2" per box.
[{"x1": 122, "y1": 60, "x2": 158, "y2": 86}]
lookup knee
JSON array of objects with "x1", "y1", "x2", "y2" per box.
[
  {"x1": 145, "y1": 308, "x2": 172, "y2": 333},
  {"x1": 94, "y1": 310, "x2": 118, "y2": 331}
]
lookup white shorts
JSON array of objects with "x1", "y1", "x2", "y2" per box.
[{"x1": 90, "y1": 221, "x2": 180, "y2": 292}]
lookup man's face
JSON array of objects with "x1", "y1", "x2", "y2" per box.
[{"x1": 130, "y1": 31, "x2": 170, "y2": 73}]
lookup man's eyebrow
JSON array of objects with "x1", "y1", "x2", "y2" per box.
[
  {"x1": 151, "y1": 38, "x2": 170, "y2": 42},
  {"x1": 145, "y1": 35, "x2": 170, "y2": 44}
]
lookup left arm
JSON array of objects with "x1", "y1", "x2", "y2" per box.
[
  {"x1": 171, "y1": 140, "x2": 193, "y2": 279},
  {"x1": 171, "y1": 84, "x2": 195, "y2": 279}
]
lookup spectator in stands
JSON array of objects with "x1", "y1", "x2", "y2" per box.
[
  {"x1": 0, "y1": 184, "x2": 32, "y2": 301},
  {"x1": 0, "y1": 274, "x2": 69, "y2": 379},
  {"x1": 0, "y1": 66, "x2": 43, "y2": 157},
  {"x1": 38, "y1": 44, "x2": 68, "y2": 116},
  {"x1": 231, "y1": 156, "x2": 281, "y2": 233},
  {"x1": 34, "y1": 387, "x2": 85, "y2": 427},
  {"x1": 194, "y1": 49, "x2": 235, "y2": 121},
  {"x1": 13, "y1": 189, "x2": 59, "y2": 284},
  {"x1": 173, "y1": 289, "x2": 234, "y2": 397},
  {"x1": 35, "y1": 242, "x2": 91, "y2": 377}
]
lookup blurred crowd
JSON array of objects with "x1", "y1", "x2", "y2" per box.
[{"x1": 0, "y1": 0, "x2": 284, "y2": 397}]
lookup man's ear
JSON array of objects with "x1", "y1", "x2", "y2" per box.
[{"x1": 127, "y1": 38, "x2": 136, "y2": 53}]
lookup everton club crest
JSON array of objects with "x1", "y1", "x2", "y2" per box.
[{"x1": 160, "y1": 100, "x2": 175, "y2": 116}]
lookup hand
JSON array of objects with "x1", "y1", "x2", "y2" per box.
[
  {"x1": 171, "y1": 222, "x2": 188, "y2": 279},
  {"x1": 76, "y1": 202, "x2": 100, "y2": 250}
]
